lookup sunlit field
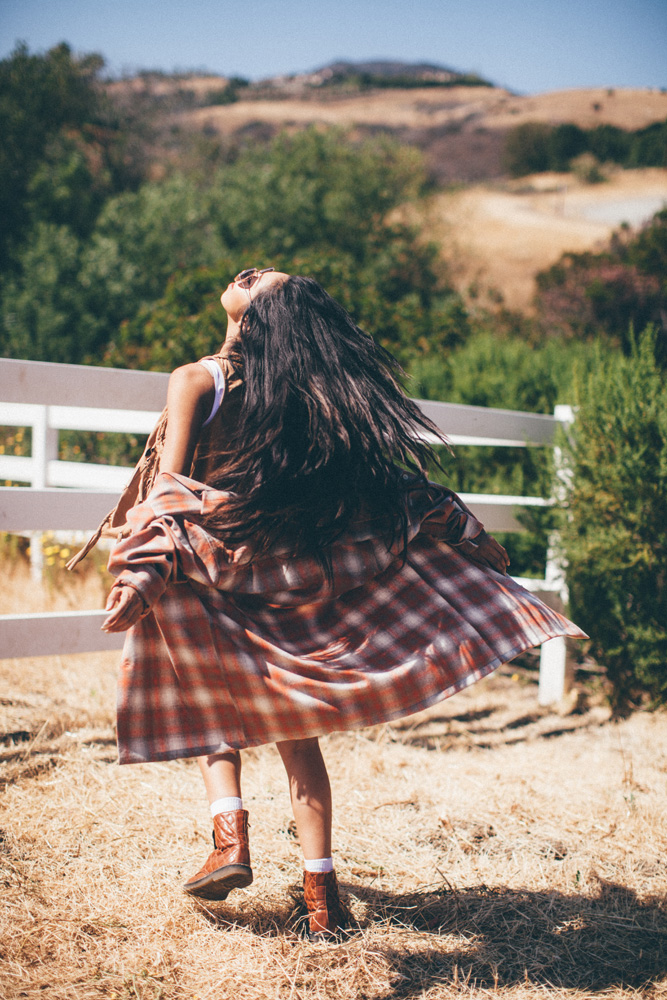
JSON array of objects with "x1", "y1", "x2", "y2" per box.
[{"x1": 1, "y1": 556, "x2": 666, "y2": 999}]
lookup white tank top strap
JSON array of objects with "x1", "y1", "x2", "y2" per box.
[{"x1": 198, "y1": 358, "x2": 226, "y2": 427}]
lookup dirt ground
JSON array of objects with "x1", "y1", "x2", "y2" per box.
[
  {"x1": 1, "y1": 560, "x2": 666, "y2": 999},
  {"x1": 424, "y1": 168, "x2": 667, "y2": 310}
]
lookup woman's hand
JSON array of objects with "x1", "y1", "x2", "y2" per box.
[
  {"x1": 468, "y1": 532, "x2": 510, "y2": 574},
  {"x1": 102, "y1": 584, "x2": 147, "y2": 632}
]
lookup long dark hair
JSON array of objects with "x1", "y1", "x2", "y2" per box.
[{"x1": 206, "y1": 275, "x2": 447, "y2": 570}]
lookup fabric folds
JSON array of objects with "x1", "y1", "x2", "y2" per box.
[{"x1": 108, "y1": 473, "x2": 586, "y2": 764}]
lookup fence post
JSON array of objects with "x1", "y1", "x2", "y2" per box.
[
  {"x1": 538, "y1": 404, "x2": 575, "y2": 706},
  {"x1": 29, "y1": 405, "x2": 58, "y2": 582}
]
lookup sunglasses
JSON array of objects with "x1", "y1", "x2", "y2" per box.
[{"x1": 234, "y1": 266, "x2": 275, "y2": 290}]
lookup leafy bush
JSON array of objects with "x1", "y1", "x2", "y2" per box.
[
  {"x1": 535, "y1": 209, "x2": 667, "y2": 359},
  {"x1": 559, "y1": 329, "x2": 667, "y2": 710},
  {"x1": 503, "y1": 123, "x2": 553, "y2": 176},
  {"x1": 408, "y1": 332, "x2": 602, "y2": 576}
]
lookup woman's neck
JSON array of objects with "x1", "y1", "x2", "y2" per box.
[{"x1": 221, "y1": 315, "x2": 242, "y2": 352}]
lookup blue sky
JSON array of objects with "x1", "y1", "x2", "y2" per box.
[{"x1": 1, "y1": 0, "x2": 665, "y2": 94}]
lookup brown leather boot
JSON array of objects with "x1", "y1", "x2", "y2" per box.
[
  {"x1": 303, "y1": 870, "x2": 349, "y2": 940},
  {"x1": 183, "y1": 809, "x2": 253, "y2": 900}
]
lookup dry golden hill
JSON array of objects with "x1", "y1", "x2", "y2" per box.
[
  {"x1": 175, "y1": 84, "x2": 667, "y2": 135},
  {"x1": 163, "y1": 83, "x2": 667, "y2": 184},
  {"x1": 426, "y1": 167, "x2": 667, "y2": 311},
  {"x1": 108, "y1": 75, "x2": 667, "y2": 184}
]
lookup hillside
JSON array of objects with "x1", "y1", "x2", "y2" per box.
[
  {"x1": 179, "y1": 86, "x2": 667, "y2": 184},
  {"x1": 107, "y1": 64, "x2": 667, "y2": 184},
  {"x1": 425, "y1": 167, "x2": 667, "y2": 310},
  {"x1": 103, "y1": 67, "x2": 667, "y2": 314},
  {"x1": 174, "y1": 83, "x2": 667, "y2": 135}
]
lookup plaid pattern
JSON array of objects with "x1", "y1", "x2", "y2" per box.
[{"x1": 109, "y1": 473, "x2": 586, "y2": 764}]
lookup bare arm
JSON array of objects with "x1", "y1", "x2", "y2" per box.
[
  {"x1": 103, "y1": 363, "x2": 215, "y2": 632},
  {"x1": 159, "y1": 363, "x2": 216, "y2": 475}
]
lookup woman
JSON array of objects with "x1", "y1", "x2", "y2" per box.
[{"x1": 96, "y1": 268, "x2": 584, "y2": 939}]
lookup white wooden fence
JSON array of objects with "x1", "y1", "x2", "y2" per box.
[{"x1": 0, "y1": 357, "x2": 574, "y2": 705}]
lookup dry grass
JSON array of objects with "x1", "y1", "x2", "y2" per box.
[
  {"x1": 422, "y1": 167, "x2": 667, "y2": 310},
  {"x1": 1, "y1": 557, "x2": 666, "y2": 999},
  {"x1": 173, "y1": 85, "x2": 667, "y2": 137}
]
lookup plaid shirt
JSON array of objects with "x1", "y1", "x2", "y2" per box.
[{"x1": 109, "y1": 473, "x2": 585, "y2": 764}]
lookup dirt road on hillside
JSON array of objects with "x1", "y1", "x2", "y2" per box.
[{"x1": 429, "y1": 168, "x2": 667, "y2": 310}]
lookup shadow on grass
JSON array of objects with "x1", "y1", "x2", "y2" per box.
[
  {"x1": 390, "y1": 710, "x2": 610, "y2": 752},
  {"x1": 357, "y1": 879, "x2": 666, "y2": 994},
  {"x1": 199, "y1": 878, "x2": 666, "y2": 993}
]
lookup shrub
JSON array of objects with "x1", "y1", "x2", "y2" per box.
[
  {"x1": 502, "y1": 118, "x2": 667, "y2": 177},
  {"x1": 534, "y1": 210, "x2": 667, "y2": 360},
  {"x1": 503, "y1": 122, "x2": 553, "y2": 176},
  {"x1": 559, "y1": 329, "x2": 667, "y2": 711},
  {"x1": 409, "y1": 333, "x2": 602, "y2": 577}
]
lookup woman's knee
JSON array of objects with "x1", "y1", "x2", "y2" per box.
[{"x1": 276, "y1": 736, "x2": 320, "y2": 759}]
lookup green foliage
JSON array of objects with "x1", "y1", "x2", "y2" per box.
[
  {"x1": 0, "y1": 223, "x2": 85, "y2": 363},
  {"x1": 548, "y1": 124, "x2": 588, "y2": 171},
  {"x1": 504, "y1": 118, "x2": 667, "y2": 176},
  {"x1": 408, "y1": 332, "x2": 603, "y2": 576},
  {"x1": 25, "y1": 133, "x2": 108, "y2": 237},
  {"x1": 1, "y1": 168, "x2": 224, "y2": 363},
  {"x1": 587, "y1": 124, "x2": 632, "y2": 163},
  {"x1": 208, "y1": 128, "x2": 426, "y2": 260},
  {"x1": 321, "y1": 72, "x2": 492, "y2": 91},
  {"x1": 207, "y1": 77, "x2": 249, "y2": 105},
  {"x1": 103, "y1": 129, "x2": 463, "y2": 369},
  {"x1": 91, "y1": 172, "x2": 225, "y2": 302},
  {"x1": 503, "y1": 123, "x2": 554, "y2": 176},
  {"x1": 559, "y1": 329, "x2": 667, "y2": 710},
  {"x1": 2, "y1": 125, "x2": 463, "y2": 367},
  {"x1": 535, "y1": 209, "x2": 667, "y2": 359},
  {"x1": 0, "y1": 42, "x2": 131, "y2": 269}
]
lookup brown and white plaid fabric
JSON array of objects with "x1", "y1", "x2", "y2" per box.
[{"x1": 108, "y1": 473, "x2": 586, "y2": 764}]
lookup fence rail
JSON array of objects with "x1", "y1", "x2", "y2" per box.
[{"x1": 0, "y1": 357, "x2": 573, "y2": 704}]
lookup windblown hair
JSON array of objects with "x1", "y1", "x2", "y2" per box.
[{"x1": 206, "y1": 275, "x2": 447, "y2": 571}]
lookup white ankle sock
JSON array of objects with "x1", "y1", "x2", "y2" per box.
[
  {"x1": 210, "y1": 796, "x2": 243, "y2": 817},
  {"x1": 303, "y1": 857, "x2": 334, "y2": 873}
]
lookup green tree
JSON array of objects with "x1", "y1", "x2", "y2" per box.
[
  {"x1": 0, "y1": 42, "x2": 108, "y2": 266},
  {"x1": 628, "y1": 119, "x2": 667, "y2": 168},
  {"x1": 587, "y1": 124, "x2": 631, "y2": 164},
  {"x1": 2, "y1": 125, "x2": 461, "y2": 366},
  {"x1": 103, "y1": 130, "x2": 463, "y2": 368},
  {"x1": 503, "y1": 122, "x2": 554, "y2": 176},
  {"x1": 548, "y1": 124, "x2": 587, "y2": 171},
  {"x1": 0, "y1": 223, "x2": 85, "y2": 362},
  {"x1": 90, "y1": 172, "x2": 225, "y2": 304}
]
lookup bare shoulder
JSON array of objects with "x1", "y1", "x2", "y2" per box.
[
  {"x1": 167, "y1": 362, "x2": 215, "y2": 414},
  {"x1": 168, "y1": 362, "x2": 214, "y2": 401}
]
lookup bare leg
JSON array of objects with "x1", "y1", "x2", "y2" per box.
[
  {"x1": 276, "y1": 737, "x2": 332, "y2": 860},
  {"x1": 197, "y1": 750, "x2": 242, "y2": 804}
]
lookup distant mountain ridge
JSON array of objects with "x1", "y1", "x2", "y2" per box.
[
  {"x1": 320, "y1": 59, "x2": 459, "y2": 76},
  {"x1": 265, "y1": 58, "x2": 493, "y2": 90}
]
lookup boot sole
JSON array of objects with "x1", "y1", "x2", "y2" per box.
[{"x1": 183, "y1": 864, "x2": 253, "y2": 901}]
